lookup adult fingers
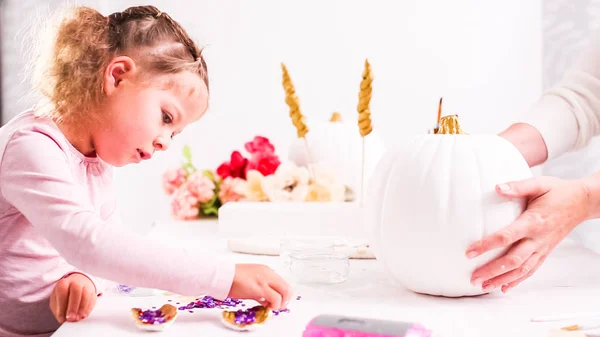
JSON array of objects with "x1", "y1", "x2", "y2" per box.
[
  {"x1": 470, "y1": 239, "x2": 537, "y2": 286},
  {"x1": 495, "y1": 177, "x2": 549, "y2": 198},
  {"x1": 501, "y1": 255, "x2": 547, "y2": 293},
  {"x1": 481, "y1": 252, "x2": 542, "y2": 292},
  {"x1": 466, "y1": 210, "x2": 543, "y2": 258}
]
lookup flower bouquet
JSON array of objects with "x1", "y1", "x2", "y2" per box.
[
  {"x1": 162, "y1": 136, "x2": 351, "y2": 220},
  {"x1": 201, "y1": 60, "x2": 381, "y2": 259}
]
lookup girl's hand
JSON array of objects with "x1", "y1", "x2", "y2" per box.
[
  {"x1": 228, "y1": 264, "x2": 293, "y2": 310},
  {"x1": 465, "y1": 176, "x2": 592, "y2": 293},
  {"x1": 49, "y1": 273, "x2": 97, "y2": 323}
]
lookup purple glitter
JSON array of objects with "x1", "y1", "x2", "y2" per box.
[
  {"x1": 296, "y1": 296, "x2": 301, "y2": 300},
  {"x1": 136, "y1": 309, "x2": 167, "y2": 325},
  {"x1": 272, "y1": 308, "x2": 290, "y2": 316},
  {"x1": 177, "y1": 296, "x2": 243, "y2": 311},
  {"x1": 233, "y1": 308, "x2": 258, "y2": 325},
  {"x1": 117, "y1": 284, "x2": 135, "y2": 294}
]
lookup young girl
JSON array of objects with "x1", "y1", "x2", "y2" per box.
[{"x1": 0, "y1": 5, "x2": 291, "y2": 336}]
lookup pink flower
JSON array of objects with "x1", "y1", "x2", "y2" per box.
[
  {"x1": 244, "y1": 136, "x2": 275, "y2": 154},
  {"x1": 186, "y1": 172, "x2": 216, "y2": 204},
  {"x1": 219, "y1": 177, "x2": 245, "y2": 204},
  {"x1": 162, "y1": 168, "x2": 187, "y2": 195},
  {"x1": 170, "y1": 186, "x2": 199, "y2": 220}
]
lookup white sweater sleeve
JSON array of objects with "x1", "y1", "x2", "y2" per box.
[{"x1": 520, "y1": 31, "x2": 600, "y2": 160}]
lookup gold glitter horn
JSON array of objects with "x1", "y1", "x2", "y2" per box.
[
  {"x1": 281, "y1": 63, "x2": 315, "y2": 173},
  {"x1": 357, "y1": 59, "x2": 373, "y2": 206},
  {"x1": 281, "y1": 63, "x2": 308, "y2": 138}
]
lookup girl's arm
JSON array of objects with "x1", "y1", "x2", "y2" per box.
[{"x1": 0, "y1": 129, "x2": 235, "y2": 299}]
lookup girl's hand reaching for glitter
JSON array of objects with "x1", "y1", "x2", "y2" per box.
[{"x1": 229, "y1": 264, "x2": 293, "y2": 310}]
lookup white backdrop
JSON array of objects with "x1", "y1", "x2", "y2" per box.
[{"x1": 2, "y1": 0, "x2": 543, "y2": 231}]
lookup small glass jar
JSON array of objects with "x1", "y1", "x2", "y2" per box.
[
  {"x1": 288, "y1": 250, "x2": 350, "y2": 285},
  {"x1": 279, "y1": 237, "x2": 340, "y2": 271}
]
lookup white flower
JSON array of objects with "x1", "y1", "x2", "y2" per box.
[
  {"x1": 307, "y1": 162, "x2": 346, "y2": 202},
  {"x1": 261, "y1": 162, "x2": 310, "y2": 202},
  {"x1": 237, "y1": 170, "x2": 269, "y2": 201}
]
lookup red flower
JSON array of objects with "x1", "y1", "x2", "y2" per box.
[
  {"x1": 244, "y1": 136, "x2": 275, "y2": 154},
  {"x1": 247, "y1": 151, "x2": 281, "y2": 176},
  {"x1": 216, "y1": 151, "x2": 249, "y2": 179}
]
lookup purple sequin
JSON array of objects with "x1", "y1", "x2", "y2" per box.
[
  {"x1": 176, "y1": 296, "x2": 243, "y2": 311},
  {"x1": 233, "y1": 307, "x2": 259, "y2": 325},
  {"x1": 137, "y1": 309, "x2": 167, "y2": 325},
  {"x1": 117, "y1": 284, "x2": 135, "y2": 294},
  {"x1": 272, "y1": 308, "x2": 290, "y2": 316}
]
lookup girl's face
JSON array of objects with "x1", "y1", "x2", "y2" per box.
[{"x1": 95, "y1": 57, "x2": 208, "y2": 167}]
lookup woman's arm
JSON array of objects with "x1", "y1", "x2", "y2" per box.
[
  {"x1": 502, "y1": 31, "x2": 600, "y2": 163},
  {"x1": 499, "y1": 122, "x2": 548, "y2": 167},
  {"x1": 581, "y1": 172, "x2": 600, "y2": 220}
]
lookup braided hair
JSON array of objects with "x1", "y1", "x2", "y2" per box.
[{"x1": 31, "y1": 5, "x2": 208, "y2": 123}]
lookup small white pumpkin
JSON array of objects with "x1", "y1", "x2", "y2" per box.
[
  {"x1": 288, "y1": 112, "x2": 386, "y2": 200},
  {"x1": 365, "y1": 115, "x2": 532, "y2": 297}
]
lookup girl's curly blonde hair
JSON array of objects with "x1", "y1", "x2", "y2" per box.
[{"x1": 30, "y1": 5, "x2": 208, "y2": 123}]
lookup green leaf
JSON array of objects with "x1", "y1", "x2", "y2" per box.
[
  {"x1": 182, "y1": 145, "x2": 192, "y2": 162},
  {"x1": 181, "y1": 145, "x2": 196, "y2": 175},
  {"x1": 199, "y1": 193, "x2": 222, "y2": 217},
  {"x1": 201, "y1": 205, "x2": 219, "y2": 217},
  {"x1": 202, "y1": 169, "x2": 215, "y2": 181}
]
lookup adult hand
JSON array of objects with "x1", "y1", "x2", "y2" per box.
[{"x1": 465, "y1": 176, "x2": 592, "y2": 293}]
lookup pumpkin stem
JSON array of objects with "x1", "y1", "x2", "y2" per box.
[
  {"x1": 330, "y1": 112, "x2": 343, "y2": 122},
  {"x1": 435, "y1": 115, "x2": 465, "y2": 134},
  {"x1": 433, "y1": 97, "x2": 443, "y2": 134},
  {"x1": 437, "y1": 97, "x2": 443, "y2": 126}
]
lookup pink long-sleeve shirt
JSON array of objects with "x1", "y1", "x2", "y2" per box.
[{"x1": 0, "y1": 110, "x2": 235, "y2": 336}]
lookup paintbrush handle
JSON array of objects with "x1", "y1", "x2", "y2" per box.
[{"x1": 531, "y1": 313, "x2": 600, "y2": 322}]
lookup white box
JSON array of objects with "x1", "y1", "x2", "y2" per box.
[{"x1": 217, "y1": 202, "x2": 367, "y2": 240}]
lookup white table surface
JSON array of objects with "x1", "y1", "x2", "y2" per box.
[{"x1": 52, "y1": 220, "x2": 600, "y2": 337}]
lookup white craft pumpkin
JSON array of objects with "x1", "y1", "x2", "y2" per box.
[
  {"x1": 288, "y1": 113, "x2": 386, "y2": 199},
  {"x1": 365, "y1": 116, "x2": 532, "y2": 297}
]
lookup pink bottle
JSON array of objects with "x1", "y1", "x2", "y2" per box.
[{"x1": 302, "y1": 314, "x2": 432, "y2": 337}]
